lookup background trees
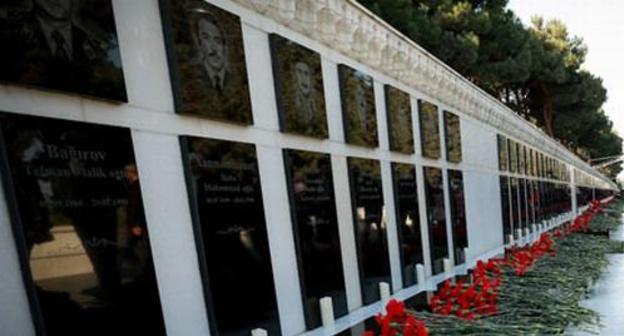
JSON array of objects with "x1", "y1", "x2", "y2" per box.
[{"x1": 358, "y1": 0, "x2": 622, "y2": 179}]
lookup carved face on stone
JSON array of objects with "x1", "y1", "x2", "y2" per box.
[
  {"x1": 195, "y1": 15, "x2": 227, "y2": 76},
  {"x1": 294, "y1": 61, "x2": 312, "y2": 96}
]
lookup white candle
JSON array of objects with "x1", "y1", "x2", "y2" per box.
[
  {"x1": 319, "y1": 297, "x2": 335, "y2": 328},
  {"x1": 416, "y1": 264, "x2": 425, "y2": 286},
  {"x1": 379, "y1": 282, "x2": 391, "y2": 307},
  {"x1": 251, "y1": 329, "x2": 268, "y2": 336},
  {"x1": 507, "y1": 234, "x2": 514, "y2": 245},
  {"x1": 443, "y1": 258, "x2": 452, "y2": 274}
]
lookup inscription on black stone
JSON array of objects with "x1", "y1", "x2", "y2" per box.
[
  {"x1": 347, "y1": 157, "x2": 391, "y2": 304},
  {"x1": 0, "y1": 113, "x2": 165, "y2": 335},
  {"x1": 423, "y1": 166, "x2": 448, "y2": 275},
  {"x1": 391, "y1": 163, "x2": 423, "y2": 287},
  {"x1": 181, "y1": 137, "x2": 280, "y2": 336},
  {"x1": 447, "y1": 169, "x2": 467, "y2": 265},
  {"x1": 283, "y1": 149, "x2": 347, "y2": 329}
]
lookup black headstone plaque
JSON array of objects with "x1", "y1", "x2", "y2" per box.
[
  {"x1": 447, "y1": 170, "x2": 467, "y2": 265},
  {"x1": 0, "y1": 1, "x2": 127, "y2": 101},
  {"x1": 180, "y1": 136, "x2": 280, "y2": 336},
  {"x1": 518, "y1": 178, "x2": 528, "y2": 233},
  {"x1": 510, "y1": 177, "x2": 520, "y2": 237},
  {"x1": 282, "y1": 149, "x2": 347, "y2": 329},
  {"x1": 347, "y1": 157, "x2": 391, "y2": 305},
  {"x1": 533, "y1": 179, "x2": 542, "y2": 222},
  {"x1": 160, "y1": 0, "x2": 253, "y2": 124},
  {"x1": 423, "y1": 166, "x2": 448, "y2": 275},
  {"x1": 0, "y1": 113, "x2": 165, "y2": 335},
  {"x1": 338, "y1": 64, "x2": 378, "y2": 148},
  {"x1": 418, "y1": 100, "x2": 441, "y2": 159},
  {"x1": 270, "y1": 34, "x2": 328, "y2": 138},
  {"x1": 499, "y1": 176, "x2": 512, "y2": 243},
  {"x1": 385, "y1": 85, "x2": 414, "y2": 154},
  {"x1": 443, "y1": 111, "x2": 462, "y2": 163},
  {"x1": 390, "y1": 163, "x2": 423, "y2": 287}
]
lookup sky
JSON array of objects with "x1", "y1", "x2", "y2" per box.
[{"x1": 508, "y1": 0, "x2": 624, "y2": 179}]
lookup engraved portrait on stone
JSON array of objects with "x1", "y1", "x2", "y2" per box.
[
  {"x1": 0, "y1": 0, "x2": 127, "y2": 101},
  {"x1": 444, "y1": 111, "x2": 462, "y2": 163},
  {"x1": 386, "y1": 85, "x2": 414, "y2": 154},
  {"x1": 160, "y1": 0, "x2": 253, "y2": 123},
  {"x1": 418, "y1": 100, "x2": 441, "y2": 160},
  {"x1": 269, "y1": 33, "x2": 328, "y2": 138},
  {"x1": 338, "y1": 64, "x2": 378, "y2": 147}
]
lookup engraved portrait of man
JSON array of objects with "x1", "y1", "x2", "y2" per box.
[
  {"x1": 354, "y1": 83, "x2": 369, "y2": 131},
  {"x1": 190, "y1": 9, "x2": 228, "y2": 90},
  {"x1": 0, "y1": 0, "x2": 127, "y2": 101},
  {"x1": 293, "y1": 61, "x2": 318, "y2": 124},
  {"x1": 386, "y1": 85, "x2": 414, "y2": 154},
  {"x1": 269, "y1": 33, "x2": 328, "y2": 138},
  {"x1": 161, "y1": 0, "x2": 253, "y2": 124},
  {"x1": 338, "y1": 65, "x2": 378, "y2": 147}
]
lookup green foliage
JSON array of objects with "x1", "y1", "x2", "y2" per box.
[{"x1": 358, "y1": 0, "x2": 622, "y2": 179}]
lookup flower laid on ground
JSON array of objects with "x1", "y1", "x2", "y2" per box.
[
  {"x1": 364, "y1": 299, "x2": 428, "y2": 336},
  {"x1": 427, "y1": 200, "x2": 608, "y2": 322},
  {"x1": 364, "y1": 198, "x2": 618, "y2": 335},
  {"x1": 506, "y1": 233, "x2": 555, "y2": 276},
  {"x1": 429, "y1": 259, "x2": 504, "y2": 319}
]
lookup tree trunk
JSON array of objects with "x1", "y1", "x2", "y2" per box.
[{"x1": 535, "y1": 80, "x2": 554, "y2": 136}]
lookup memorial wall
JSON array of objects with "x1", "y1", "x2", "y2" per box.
[{"x1": 0, "y1": 0, "x2": 617, "y2": 336}]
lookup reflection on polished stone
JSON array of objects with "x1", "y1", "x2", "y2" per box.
[
  {"x1": 510, "y1": 177, "x2": 520, "y2": 236},
  {"x1": 500, "y1": 176, "x2": 512, "y2": 242},
  {"x1": 443, "y1": 111, "x2": 462, "y2": 163},
  {"x1": 447, "y1": 170, "x2": 467, "y2": 265},
  {"x1": 270, "y1": 34, "x2": 328, "y2": 138},
  {"x1": 418, "y1": 100, "x2": 440, "y2": 159},
  {"x1": 518, "y1": 178, "x2": 528, "y2": 231},
  {"x1": 339, "y1": 64, "x2": 378, "y2": 148},
  {"x1": 283, "y1": 149, "x2": 347, "y2": 329},
  {"x1": 0, "y1": 113, "x2": 165, "y2": 335},
  {"x1": 347, "y1": 157, "x2": 391, "y2": 304},
  {"x1": 423, "y1": 166, "x2": 447, "y2": 275},
  {"x1": 181, "y1": 136, "x2": 280, "y2": 336},
  {"x1": 386, "y1": 86, "x2": 414, "y2": 154},
  {"x1": 0, "y1": 0, "x2": 127, "y2": 101},
  {"x1": 391, "y1": 163, "x2": 423, "y2": 287},
  {"x1": 160, "y1": 0, "x2": 253, "y2": 123}
]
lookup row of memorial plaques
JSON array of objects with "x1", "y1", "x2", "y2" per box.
[
  {"x1": 499, "y1": 176, "x2": 571, "y2": 242},
  {"x1": 421, "y1": 167, "x2": 468, "y2": 273},
  {"x1": 418, "y1": 101, "x2": 463, "y2": 163},
  {"x1": 497, "y1": 134, "x2": 569, "y2": 181},
  {"x1": 0, "y1": 0, "x2": 460, "y2": 157},
  {"x1": 0, "y1": 111, "x2": 470, "y2": 334}
]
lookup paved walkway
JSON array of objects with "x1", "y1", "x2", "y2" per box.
[{"x1": 570, "y1": 221, "x2": 624, "y2": 335}]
